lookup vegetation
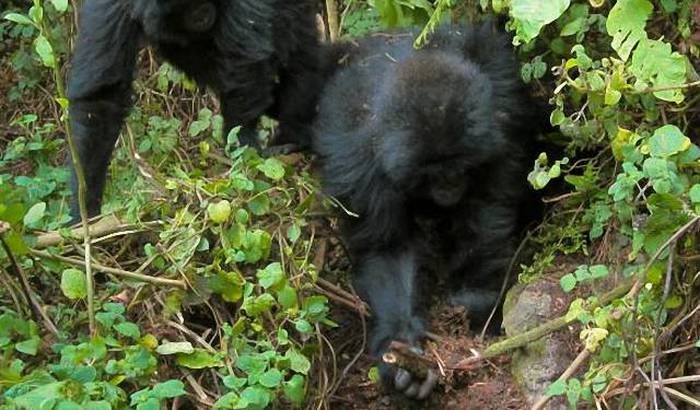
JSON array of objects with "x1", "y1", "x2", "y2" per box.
[{"x1": 1, "y1": 0, "x2": 699, "y2": 409}]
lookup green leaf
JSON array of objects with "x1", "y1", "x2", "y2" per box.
[
  {"x1": 23, "y1": 201, "x2": 46, "y2": 225},
  {"x1": 630, "y1": 39, "x2": 687, "y2": 103},
  {"x1": 4, "y1": 13, "x2": 35, "y2": 26},
  {"x1": 61, "y1": 268, "x2": 87, "y2": 300},
  {"x1": 546, "y1": 379, "x2": 567, "y2": 396},
  {"x1": 256, "y1": 158, "x2": 285, "y2": 181},
  {"x1": 689, "y1": 185, "x2": 700, "y2": 203},
  {"x1": 34, "y1": 35, "x2": 56, "y2": 68},
  {"x1": 114, "y1": 322, "x2": 141, "y2": 339},
  {"x1": 606, "y1": 0, "x2": 652, "y2": 61},
  {"x1": 277, "y1": 284, "x2": 299, "y2": 310},
  {"x1": 286, "y1": 348, "x2": 311, "y2": 375},
  {"x1": 259, "y1": 369, "x2": 283, "y2": 388},
  {"x1": 207, "y1": 200, "x2": 232, "y2": 224},
  {"x1": 15, "y1": 336, "x2": 41, "y2": 355},
  {"x1": 286, "y1": 224, "x2": 301, "y2": 243},
  {"x1": 156, "y1": 341, "x2": 194, "y2": 355},
  {"x1": 510, "y1": 0, "x2": 571, "y2": 44},
  {"x1": 283, "y1": 374, "x2": 306, "y2": 404},
  {"x1": 151, "y1": 380, "x2": 186, "y2": 399},
  {"x1": 589, "y1": 265, "x2": 609, "y2": 279},
  {"x1": 176, "y1": 349, "x2": 223, "y2": 369},
  {"x1": 50, "y1": 0, "x2": 69, "y2": 12},
  {"x1": 256, "y1": 262, "x2": 284, "y2": 289},
  {"x1": 560, "y1": 273, "x2": 577, "y2": 292},
  {"x1": 85, "y1": 402, "x2": 111, "y2": 410},
  {"x1": 248, "y1": 195, "x2": 271, "y2": 216},
  {"x1": 648, "y1": 125, "x2": 691, "y2": 157}
]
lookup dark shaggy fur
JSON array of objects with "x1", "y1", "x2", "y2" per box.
[
  {"x1": 313, "y1": 24, "x2": 542, "y2": 399},
  {"x1": 67, "y1": 0, "x2": 321, "y2": 219}
]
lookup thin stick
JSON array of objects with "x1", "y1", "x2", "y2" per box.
[
  {"x1": 31, "y1": 249, "x2": 187, "y2": 289},
  {"x1": 1, "y1": 235, "x2": 60, "y2": 336},
  {"x1": 325, "y1": 0, "x2": 339, "y2": 42},
  {"x1": 531, "y1": 348, "x2": 592, "y2": 410}
]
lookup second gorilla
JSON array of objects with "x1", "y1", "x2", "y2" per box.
[{"x1": 313, "y1": 24, "x2": 543, "y2": 399}]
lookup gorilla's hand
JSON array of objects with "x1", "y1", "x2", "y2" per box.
[{"x1": 372, "y1": 317, "x2": 439, "y2": 400}]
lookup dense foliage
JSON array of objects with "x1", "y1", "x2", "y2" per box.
[{"x1": 0, "y1": 0, "x2": 699, "y2": 409}]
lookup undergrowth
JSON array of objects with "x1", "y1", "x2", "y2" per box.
[{"x1": 0, "y1": 0, "x2": 699, "y2": 409}]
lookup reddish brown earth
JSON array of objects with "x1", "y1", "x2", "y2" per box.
[{"x1": 325, "y1": 303, "x2": 527, "y2": 410}]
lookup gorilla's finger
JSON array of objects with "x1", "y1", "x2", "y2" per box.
[
  {"x1": 416, "y1": 370, "x2": 439, "y2": 400},
  {"x1": 403, "y1": 382, "x2": 420, "y2": 398},
  {"x1": 394, "y1": 369, "x2": 413, "y2": 390}
]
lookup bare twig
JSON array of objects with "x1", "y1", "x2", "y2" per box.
[
  {"x1": 382, "y1": 341, "x2": 438, "y2": 381},
  {"x1": 31, "y1": 249, "x2": 187, "y2": 289},
  {"x1": 0, "y1": 233, "x2": 59, "y2": 336},
  {"x1": 531, "y1": 348, "x2": 592, "y2": 410}
]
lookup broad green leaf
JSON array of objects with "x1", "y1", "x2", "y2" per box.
[
  {"x1": 15, "y1": 336, "x2": 41, "y2": 355},
  {"x1": 4, "y1": 13, "x2": 35, "y2": 26},
  {"x1": 689, "y1": 185, "x2": 700, "y2": 203},
  {"x1": 287, "y1": 224, "x2": 301, "y2": 243},
  {"x1": 256, "y1": 262, "x2": 284, "y2": 289},
  {"x1": 283, "y1": 375, "x2": 306, "y2": 404},
  {"x1": 23, "y1": 202, "x2": 46, "y2": 225},
  {"x1": 256, "y1": 158, "x2": 285, "y2": 181},
  {"x1": 61, "y1": 268, "x2": 87, "y2": 300},
  {"x1": 560, "y1": 273, "x2": 577, "y2": 292},
  {"x1": 589, "y1": 265, "x2": 609, "y2": 279},
  {"x1": 286, "y1": 348, "x2": 311, "y2": 375},
  {"x1": 546, "y1": 379, "x2": 567, "y2": 396},
  {"x1": 207, "y1": 200, "x2": 231, "y2": 224},
  {"x1": 34, "y1": 35, "x2": 56, "y2": 68},
  {"x1": 50, "y1": 0, "x2": 69, "y2": 12},
  {"x1": 156, "y1": 341, "x2": 194, "y2": 355},
  {"x1": 151, "y1": 380, "x2": 186, "y2": 399},
  {"x1": 648, "y1": 125, "x2": 691, "y2": 157},
  {"x1": 581, "y1": 328, "x2": 609, "y2": 351},
  {"x1": 258, "y1": 369, "x2": 283, "y2": 388},
  {"x1": 175, "y1": 349, "x2": 223, "y2": 369},
  {"x1": 630, "y1": 39, "x2": 687, "y2": 103},
  {"x1": 606, "y1": 0, "x2": 652, "y2": 60},
  {"x1": 510, "y1": 0, "x2": 571, "y2": 44},
  {"x1": 114, "y1": 322, "x2": 141, "y2": 339}
]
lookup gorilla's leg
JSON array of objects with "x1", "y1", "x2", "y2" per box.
[
  {"x1": 219, "y1": 61, "x2": 276, "y2": 151},
  {"x1": 66, "y1": 0, "x2": 141, "y2": 220},
  {"x1": 449, "y1": 201, "x2": 519, "y2": 331},
  {"x1": 355, "y1": 246, "x2": 438, "y2": 400}
]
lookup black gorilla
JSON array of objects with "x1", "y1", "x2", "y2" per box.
[
  {"x1": 67, "y1": 0, "x2": 321, "y2": 219},
  {"x1": 313, "y1": 24, "x2": 542, "y2": 399}
]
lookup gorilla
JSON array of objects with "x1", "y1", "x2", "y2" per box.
[
  {"x1": 67, "y1": 0, "x2": 321, "y2": 219},
  {"x1": 313, "y1": 24, "x2": 542, "y2": 399}
]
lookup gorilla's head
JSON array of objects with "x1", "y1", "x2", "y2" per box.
[
  {"x1": 372, "y1": 51, "x2": 509, "y2": 207},
  {"x1": 133, "y1": 0, "x2": 218, "y2": 44}
]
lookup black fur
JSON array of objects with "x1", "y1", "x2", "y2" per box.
[
  {"x1": 313, "y1": 24, "x2": 541, "y2": 399},
  {"x1": 67, "y1": 0, "x2": 321, "y2": 219}
]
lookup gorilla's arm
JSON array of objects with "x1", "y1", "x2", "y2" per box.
[
  {"x1": 66, "y1": 0, "x2": 141, "y2": 218},
  {"x1": 354, "y1": 245, "x2": 438, "y2": 399}
]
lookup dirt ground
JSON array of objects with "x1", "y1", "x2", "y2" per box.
[{"x1": 323, "y1": 302, "x2": 527, "y2": 410}]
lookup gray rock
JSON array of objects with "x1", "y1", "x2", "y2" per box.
[{"x1": 503, "y1": 282, "x2": 573, "y2": 410}]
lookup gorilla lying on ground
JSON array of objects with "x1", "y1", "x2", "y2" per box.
[
  {"x1": 67, "y1": 0, "x2": 321, "y2": 219},
  {"x1": 313, "y1": 24, "x2": 543, "y2": 399}
]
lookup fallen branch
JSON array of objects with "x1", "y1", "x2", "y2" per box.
[
  {"x1": 481, "y1": 215, "x2": 700, "y2": 361},
  {"x1": 382, "y1": 341, "x2": 437, "y2": 381},
  {"x1": 35, "y1": 214, "x2": 133, "y2": 249},
  {"x1": 480, "y1": 276, "x2": 635, "y2": 361}
]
